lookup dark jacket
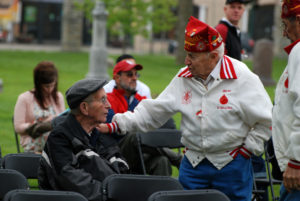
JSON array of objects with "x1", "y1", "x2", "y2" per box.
[
  {"x1": 38, "y1": 113, "x2": 128, "y2": 201},
  {"x1": 215, "y1": 20, "x2": 242, "y2": 61}
]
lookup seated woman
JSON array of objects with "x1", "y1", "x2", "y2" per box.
[{"x1": 14, "y1": 61, "x2": 65, "y2": 153}]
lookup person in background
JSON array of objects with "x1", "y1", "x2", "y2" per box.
[
  {"x1": 104, "y1": 54, "x2": 152, "y2": 99},
  {"x1": 104, "y1": 60, "x2": 181, "y2": 175},
  {"x1": 215, "y1": 0, "x2": 248, "y2": 60},
  {"x1": 14, "y1": 61, "x2": 65, "y2": 153},
  {"x1": 98, "y1": 16, "x2": 273, "y2": 201},
  {"x1": 272, "y1": 0, "x2": 300, "y2": 200}
]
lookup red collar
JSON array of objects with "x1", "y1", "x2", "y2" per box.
[
  {"x1": 284, "y1": 39, "x2": 300, "y2": 55},
  {"x1": 178, "y1": 55, "x2": 237, "y2": 79},
  {"x1": 112, "y1": 88, "x2": 127, "y2": 96}
]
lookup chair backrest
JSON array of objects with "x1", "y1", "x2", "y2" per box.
[
  {"x1": 136, "y1": 129, "x2": 183, "y2": 174},
  {"x1": 102, "y1": 174, "x2": 183, "y2": 201},
  {"x1": 137, "y1": 129, "x2": 183, "y2": 148},
  {"x1": 148, "y1": 189, "x2": 230, "y2": 201},
  {"x1": 3, "y1": 189, "x2": 88, "y2": 201},
  {"x1": 12, "y1": 116, "x2": 21, "y2": 153},
  {"x1": 2, "y1": 153, "x2": 41, "y2": 179},
  {"x1": 0, "y1": 169, "x2": 29, "y2": 200}
]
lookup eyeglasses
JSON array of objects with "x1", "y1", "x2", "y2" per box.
[
  {"x1": 99, "y1": 96, "x2": 109, "y2": 104},
  {"x1": 84, "y1": 96, "x2": 109, "y2": 105},
  {"x1": 124, "y1": 72, "x2": 140, "y2": 78}
]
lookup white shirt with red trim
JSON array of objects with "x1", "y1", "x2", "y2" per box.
[
  {"x1": 113, "y1": 56, "x2": 272, "y2": 170},
  {"x1": 273, "y1": 40, "x2": 300, "y2": 171}
]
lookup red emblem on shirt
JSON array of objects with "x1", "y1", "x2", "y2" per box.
[
  {"x1": 284, "y1": 78, "x2": 288, "y2": 89},
  {"x1": 219, "y1": 94, "x2": 228, "y2": 105},
  {"x1": 182, "y1": 90, "x2": 192, "y2": 104}
]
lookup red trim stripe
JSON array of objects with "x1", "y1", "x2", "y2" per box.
[
  {"x1": 230, "y1": 147, "x2": 240, "y2": 159},
  {"x1": 288, "y1": 160, "x2": 300, "y2": 169},
  {"x1": 220, "y1": 56, "x2": 237, "y2": 79},
  {"x1": 107, "y1": 123, "x2": 112, "y2": 134},
  {"x1": 239, "y1": 147, "x2": 251, "y2": 159},
  {"x1": 178, "y1": 67, "x2": 193, "y2": 78}
]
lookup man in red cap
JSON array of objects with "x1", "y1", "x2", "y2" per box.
[
  {"x1": 99, "y1": 16, "x2": 272, "y2": 201},
  {"x1": 104, "y1": 60, "x2": 182, "y2": 176},
  {"x1": 215, "y1": 0, "x2": 248, "y2": 60},
  {"x1": 272, "y1": 0, "x2": 300, "y2": 200}
]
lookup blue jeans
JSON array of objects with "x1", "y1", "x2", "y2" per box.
[
  {"x1": 279, "y1": 184, "x2": 300, "y2": 201},
  {"x1": 179, "y1": 154, "x2": 253, "y2": 201}
]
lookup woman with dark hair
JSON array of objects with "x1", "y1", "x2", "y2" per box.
[{"x1": 14, "y1": 61, "x2": 65, "y2": 153}]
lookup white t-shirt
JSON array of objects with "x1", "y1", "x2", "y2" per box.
[{"x1": 104, "y1": 80, "x2": 152, "y2": 99}]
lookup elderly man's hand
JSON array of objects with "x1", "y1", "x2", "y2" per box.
[
  {"x1": 96, "y1": 123, "x2": 109, "y2": 133},
  {"x1": 283, "y1": 165, "x2": 300, "y2": 192}
]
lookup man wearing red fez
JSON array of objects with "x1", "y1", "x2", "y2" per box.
[
  {"x1": 98, "y1": 16, "x2": 272, "y2": 201},
  {"x1": 272, "y1": 0, "x2": 300, "y2": 200}
]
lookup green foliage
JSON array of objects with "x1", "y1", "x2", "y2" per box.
[
  {"x1": 150, "y1": 0, "x2": 177, "y2": 34},
  {"x1": 75, "y1": 0, "x2": 177, "y2": 40}
]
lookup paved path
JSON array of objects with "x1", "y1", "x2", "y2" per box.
[{"x1": 0, "y1": 42, "x2": 133, "y2": 55}]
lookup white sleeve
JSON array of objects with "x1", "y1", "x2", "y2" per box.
[
  {"x1": 239, "y1": 73, "x2": 273, "y2": 156},
  {"x1": 113, "y1": 75, "x2": 181, "y2": 134}
]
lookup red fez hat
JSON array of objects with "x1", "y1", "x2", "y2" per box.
[
  {"x1": 184, "y1": 16, "x2": 223, "y2": 52},
  {"x1": 113, "y1": 60, "x2": 143, "y2": 76},
  {"x1": 281, "y1": 0, "x2": 300, "y2": 18}
]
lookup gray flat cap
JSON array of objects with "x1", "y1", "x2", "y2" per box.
[{"x1": 66, "y1": 79, "x2": 107, "y2": 109}]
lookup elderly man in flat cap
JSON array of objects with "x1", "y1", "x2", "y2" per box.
[
  {"x1": 272, "y1": 0, "x2": 300, "y2": 200},
  {"x1": 38, "y1": 79, "x2": 129, "y2": 201},
  {"x1": 98, "y1": 16, "x2": 272, "y2": 201},
  {"x1": 215, "y1": 0, "x2": 249, "y2": 61}
]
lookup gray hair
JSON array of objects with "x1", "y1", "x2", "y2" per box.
[
  {"x1": 212, "y1": 42, "x2": 225, "y2": 58},
  {"x1": 70, "y1": 92, "x2": 95, "y2": 115}
]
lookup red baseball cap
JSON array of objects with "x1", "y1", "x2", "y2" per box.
[
  {"x1": 113, "y1": 60, "x2": 143, "y2": 76},
  {"x1": 281, "y1": 0, "x2": 300, "y2": 18},
  {"x1": 184, "y1": 16, "x2": 223, "y2": 52}
]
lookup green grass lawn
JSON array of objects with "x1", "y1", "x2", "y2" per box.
[{"x1": 0, "y1": 50, "x2": 287, "y2": 199}]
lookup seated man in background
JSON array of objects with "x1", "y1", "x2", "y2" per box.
[
  {"x1": 104, "y1": 60, "x2": 182, "y2": 175},
  {"x1": 104, "y1": 54, "x2": 152, "y2": 99},
  {"x1": 38, "y1": 79, "x2": 129, "y2": 201}
]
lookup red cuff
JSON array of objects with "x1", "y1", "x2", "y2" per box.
[
  {"x1": 106, "y1": 122, "x2": 119, "y2": 134},
  {"x1": 239, "y1": 146, "x2": 252, "y2": 159},
  {"x1": 230, "y1": 147, "x2": 240, "y2": 159},
  {"x1": 288, "y1": 160, "x2": 300, "y2": 169}
]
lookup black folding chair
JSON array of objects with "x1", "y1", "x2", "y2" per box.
[
  {"x1": 0, "y1": 169, "x2": 29, "y2": 200},
  {"x1": 3, "y1": 189, "x2": 88, "y2": 201},
  {"x1": 252, "y1": 141, "x2": 282, "y2": 201},
  {"x1": 102, "y1": 174, "x2": 183, "y2": 201},
  {"x1": 2, "y1": 153, "x2": 41, "y2": 179},
  {"x1": 12, "y1": 116, "x2": 21, "y2": 153},
  {"x1": 2, "y1": 153, "x2": 41, "y2": 188},
  {"x1": 148, "y1": 189, "x2": 230, "y2": 201},
  {"x1": 136, "y1": 129, "x2": 183, "y2": 175}
]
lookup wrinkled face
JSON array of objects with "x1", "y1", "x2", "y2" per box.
[
  {"x1": 184, "y1": 51, "x2": 215, "y2": 80},
  {"x1": 224, "y1": 2, "x2": 245, "y2": 25},
  {"x1": 282, "y1": 16, "x2": 300, "y2": 43},
  {"x1": 115, "y1": 68, "x2": 139, "y2": 93},
  {"x1": 41, "y1": 81, "x2": 56, "y2": 96},
  {"x1": 85, "y1": 88, "x2": 111, "y2": 123}
]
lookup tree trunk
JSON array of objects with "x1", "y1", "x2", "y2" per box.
[{"x1": 175, "y1": 0, "x2": 193, "y2": 65}]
